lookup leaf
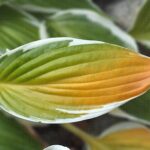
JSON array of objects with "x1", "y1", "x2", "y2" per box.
[
  {"x1": 9, "y1": 0, "x2": 101, "y2": 14},
  {"x1": 63, "y1": 122, "x2": 150, "y2": 150},
  {"x1": 44, "y1": 145, "x2": 70, "y2": 150},
  {"x1": 0, "y1": 37, "x2": 149, "y2": 123},
  {"x1": 0, "y1": 6, "x2": 39, "y2": 54},
  {"x1": 46, "y1": 9, "x2": 138, "y2": 50},
  {"x1": 94, "y1": 122, "x2": 150, "y2": 150},
  {"x1": 129, "y1": 0, "x2": 150, "y2": 48},
  {"x1": 0, "y1": 112, "x2": 42, "y2": 150},
  {"x1": 116, "y1": 90, "x2": 150, "y2": 125},
  {"x1": 0, "y1": 0, "x2": 7, "y2": 5}
]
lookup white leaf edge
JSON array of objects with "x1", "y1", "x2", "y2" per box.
[
  {"x1": 140, "y1": 40, "x2": 150, "y2": 49},
  {"x1": 0, "y1": 37, "x2": 141, "y2": 124},
  {"x1": 86, "y1": 122, "x2": 150, "y2": 150},
  {"x1": 110, "y1": 108, "x2": 150, "y2": 126},
  {"x1": 7, "y1": 5, "x2": 40, "y2": 27},
  {"x1": 0, "y1": 5, "x2": 41, "y2": 46},
  {"x1": 49, "y1": 9, "x2": 138, "y2": 51},
  {"x1": 100, "y1": 121, "x2": 149, "y2": 138}
]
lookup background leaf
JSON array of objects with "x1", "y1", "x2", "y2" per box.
[
  {"x1": 96, "y1": 122, "x2": 150, "y2": 150},
  {"x1": 0, "y1": 5, "x2": 39, "y2": 54},
  {"x1": 0, "y1": 0, "x2": 7, "y2": 5},
  {"x1": 9, "y1": 0, "x2": 101, "y2": 14},
  {"x1": 46, "y1": 9, "x2": 138, "y2": 50},
  {"x1": 0, "y1": 38, "x2": 149, "y2": 123},
  {"x1": 129, "y1": 0, "x2": 150, "y2": 48},
  {"x1": 118, "y1": 90, "x2": 150, "y2": 124},
  {"x1": 0, "y1": 112, "x2": 42, "y2": 150},
  {"x1": 63, "y1": 122, "x2": 150, "y2": 150}
]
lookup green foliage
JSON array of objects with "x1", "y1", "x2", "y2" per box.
[
  {"x1": 46, "y1": 9, "x2": 137, "y2": 50},
  {"x1": 8, "y1": 0, "x2": 102, "y2": 13},
  {"x1": 129, "y1": 0, "x2": 150, "y2": 48},
  {"x1": 0, "y1": 112, "x2": 42, "y2": 150},
  {"x1": 0, "y1": 6, "x2": 39, "y2": 53},
  {"x1": 121, "y1": 90, "x2": 150, "y2": 124},
  {"x1": 0, "y1": 1, "x2": 149, "y2": 148}
]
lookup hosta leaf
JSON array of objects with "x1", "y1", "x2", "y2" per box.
[
  {"x1": 129, "y1": 0, "x2": 150, "y2": 48},
  {"x1": 113, "y1": 90, "x2": 150, "y2": 125},
  {"x1": 46, "y1": 9, "x2": 137, "y2": 50},
  {"x1": 0, "y1": 37, "x2": 149, "y2": 123},
  {"x1": 0, "y1": 112, "x2": 42, "y2": 150},
  {"x1": 93, "y1": 122, "x2": 150, "y2": 150},
  {"x1": 63, "y1": 122, "x2": 150, "y2": 150},
  {"x1": 9, "y1": 0, "x2": 101, "y2": 14},
  {"x1": 0, "y1": 6, "x2": 39, "y2": 53}
]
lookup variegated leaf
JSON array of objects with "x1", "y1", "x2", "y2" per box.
[
  {"x1": 0, "y1": 5, "x2": 39, "y2": 53},
  {"x1": 0, "y1": 38, "x2": 149, "y2": 123},
  {"x1": 46, "y1": 9, "x2": 138, "y2": 50},
  {"x1": 91, "y1": 122, "x2": 150, "y2": 150},
  {"x1": 63, "y1": 122, "x2": 150, "y2": 150}
]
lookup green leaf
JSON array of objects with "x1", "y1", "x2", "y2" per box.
[
  {"x1": 0, "y1": 0, "x2": 6, "y2": 5},
  {"x1": 46, "y1": 9, "x2": 138, "y2": 50},
  {"x1": 0, "y1": 112, "x2": 42, "y2": 150},
  {"x1": 0, "y1": 6, "x2": 39, "y2": 54},
  {"x1": 129, "y1": 0, "x2": 150, "y2": 48},
  {"x1": 9, "y1": 0, "x2": 101, "y2": 14},
  {"x1": 0, "y1": 38, "x2": 149, "y2": 123},
  {"x1": 118, "y1": 90, "x2": 150, "y2": 125}
]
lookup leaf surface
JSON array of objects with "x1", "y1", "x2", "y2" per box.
[
  {"x1": 9, "y1": 0, "x2": 101, "y2": 13},
  {"x1": 46, "y1": 9, "x2": 137, "y2": 50},
  {"x1": 63, "y1": 122, "x2": 150, "y2": 150},
  {"x1": 129, "y1": 0, "x2": 150, "y2": 48},
  {"x1": 119, "y1": 90, "x2": 150, "y2": 124},
  {"x1": 0, "y1": 6, "x2": 39, "y2": 53},
  {"x1": 0, "y1": 112, "x2": 42, "y2": 150},
  {"x1": 0, "y1": 38, "x2": 149, "y2": 123},
  {"x1": 96, "y1": 123, "x2": 150, "y2": 150}
]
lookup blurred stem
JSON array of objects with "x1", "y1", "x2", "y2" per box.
[
  {"x1": 62, "y1": 123, "x2": 109, "y2": 150},
  {"x1": 19, "y1": 120, "x2": 48, "y2": 148}
]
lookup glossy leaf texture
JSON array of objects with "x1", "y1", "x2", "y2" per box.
[
  {"x1": 91, "y1": 122, "x2": 150, "y2": 150},
  {"x1": 0, "y1": 112, "x2": 42, "y2": 150},
  {"x1": 0, "y1": 37, "x2": 149, "y2": 123},
  {"x1": 114, "y1": 90, "x2": 150, "y2": 125},
  {"x1": 9, "y1": 0, "x2": 101, "y2": 14},
  {"x1": 0, "y1": 5, "x2": 39, "y2": 53},
  {"x1": 129, "y1": 0, "x2": 150, "y2": 48},
  {"x1": 46, "y1": 9, "x2": 138, "y2": 50}
]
